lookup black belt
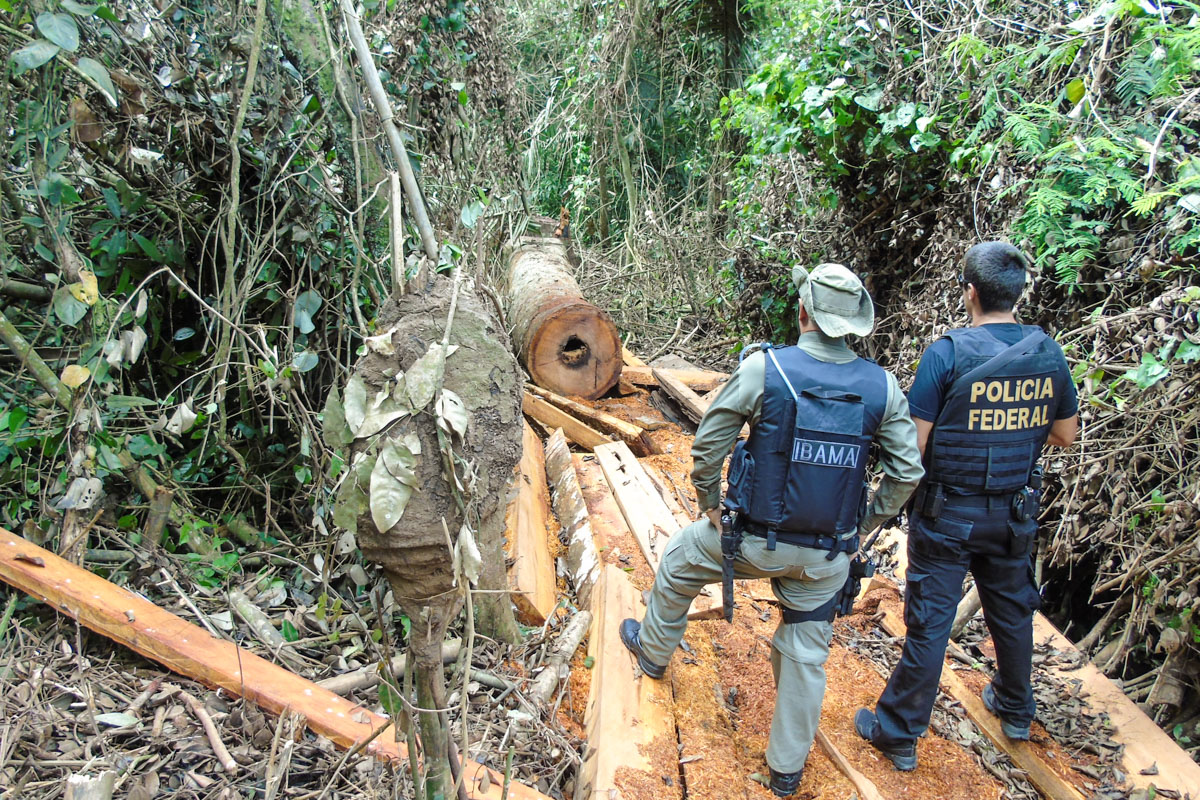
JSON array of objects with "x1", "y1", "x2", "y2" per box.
[{"x1": 742, "y1": 521, "x2": 858, "y2": 559}]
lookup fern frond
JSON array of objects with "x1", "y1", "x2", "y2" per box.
[{"x1": 1005, "y1": 114, "x2": 1045, "y2": 154}]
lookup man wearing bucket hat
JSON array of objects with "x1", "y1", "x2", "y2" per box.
[{"x1": 620, "y1": 263, "x2": 924, "y2": 796}]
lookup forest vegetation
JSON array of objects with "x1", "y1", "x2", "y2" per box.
[{"x1": 1, "y1": 0, "x2": 1198, "y2": 793}]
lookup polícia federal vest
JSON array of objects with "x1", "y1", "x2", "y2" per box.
[
  {"x1": 927, "y1": 326, "x2": 1064, "y2": 495},
  {"x1": 726, "y1": 346, "x2": 888, "y2": 537}
]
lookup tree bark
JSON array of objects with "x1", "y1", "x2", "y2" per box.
[{"x1": 507, "y1": 239, "x2": 622, "y2": 400}]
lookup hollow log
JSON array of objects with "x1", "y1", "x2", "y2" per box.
[{"x1": 507, "y1": 238, "x2": 621, "y2": 400}]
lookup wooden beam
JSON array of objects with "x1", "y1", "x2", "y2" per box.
[
  {"x1": 815, "y1": 730, "x2": 886, "y2": 800},
  {"x1": 1030, "y1": 615, "x2": 1200, "y2": 796},
  {"x1": 526, "y1": 384, "x2": 657, "y2": 456},
  {"x1": 621, "y1": 346, "x2": 647, "y2": 367},
  {"x1": 523, "y1": 392, "x2": 612, "y2": 451},
  {"x1": 592, "y1": 443, "x2": 678, "y2": 573},
  {"x1": 621, "y1": 365, "x2": 727, "y2": 394},
  {"x1": 545, "y1": 429, "x2": 602, "y2": 611},
  {"x1": 0, "y1": 527, "x2": 551, "y2": 800},
  {"x1": 575, "y1": 565, "x2": 681, "y2": 800},
  {"x1": 592, "y1": 442, "x2": 717, "y2": 618},
  {"x1": 876, "y1": 600, "x2": 1086, "y2": 800},
  {"x1": 505, "y1": 421, "x2": 557, "y2": 625},
  {"x1": 651, "y1": 368, "x2": 708, "y2": 424}
]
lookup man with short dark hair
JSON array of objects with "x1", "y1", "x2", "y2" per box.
[
  {"x1": 619, "y1": 263, "x2": 924, "y2": 797},
  {"x1": 855, "y1": 241, "x2": 1079, "y2": 771}
]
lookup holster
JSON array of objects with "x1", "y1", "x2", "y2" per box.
[{"x1": 720, "y1": 511, "x2": 744, "y2": 623}]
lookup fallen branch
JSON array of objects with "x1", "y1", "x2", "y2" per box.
[
  {"x1": 544, "y1": 429, "x2": 601, "y2": 609},
  {"x1": 950, "y1": 585, "x2": 980, "y2": 640},
  {"x1": 815, "y1": 730, "x2": 885, "y2": 800},
  {"x1": 317, "y1": 639, "x2": 462, "y2": 696},
  {"x1": 528, "y1": 610, "x2": 592, "y2": 706},
  {"x1": 65, "y1": 771, "x2": 116, "y2": 800},
  {"x1": 181, "y1": 690, "x2": 238, "y2": 774}
]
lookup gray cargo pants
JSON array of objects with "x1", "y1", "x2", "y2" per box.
[{"x1": 637, "y1": 518, "x2": 849, "y2": 773}]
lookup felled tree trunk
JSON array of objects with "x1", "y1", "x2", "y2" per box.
[
  {"x1": 507, "y1": 238, "x2": 622, "y2": 400},
  {"x1": 328, "y1": 271, "x2": 525, "y2": 798}
]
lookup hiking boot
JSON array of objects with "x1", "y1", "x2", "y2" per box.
[
  {"x1": 768, "y1": 767, "x2": 803, "y2": 797},
  {"x1": 982, "y1": 683, "x2": 1031, "y2": 741},
  {"x1": 854, "y1": 708, "x2": 917, "y2": 771},
  {"x1": 618, "y1": 619, "x2": 667, "y2": 679}
]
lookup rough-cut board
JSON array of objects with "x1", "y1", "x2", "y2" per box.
[
  {"x1": 523, "y1": 393, "x2": 612, "y2": 451},
  {"x1": 876, "y1": 601, "x2": 1086, "y2": 800},
  {"x1": 575, "y1": 565, "x2": 681, "y2": 800},
  {"x1": 507, "y1": 238, "x2": 622, "y2": 400},
  {"x1": 621, "y1": 365, "x2": 728, "y2": 393},
  {"x1": 815, "y1": 730, "x2": 887, "y2": 800},
  {"x1": 544, "y1": 429, "x2": 602, "y2": 611},
  {"x1": 1030, "y1": 615, "x2": 1200, "y2": 797},
  {"x1": 621, "y1": 346, "x2": 647, "y2": 367},
  {"x1": 592, "y1": 442, "x2": 679, "y2": 572},
  {"x1": 0, "y1": 527, "x2": 550, "y2": 800},
  {"x1": 526, "y1": 383, "x2": 657, "y2": 456},
  {"x1": 504, "y1": 421, "x2": 557, "y2": 625},
  {"x1": 651, "y1": 367, "x2": 709, "y2": 424}
]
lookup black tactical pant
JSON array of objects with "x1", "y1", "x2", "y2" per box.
[{"x1": 872, "y1": 500, "x2": 1041, "y2": 745}]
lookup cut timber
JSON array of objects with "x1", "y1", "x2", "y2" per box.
[
  {"x1": 575, "y1": 565, "x2": 680, "y2": 800},
  {"x1": 504, "y1": 421, "x2": 557, "y2": 625},
  {"x1": 592, "y1": 443, "x2": 677, "y2": 572},
  {"x1": 0, "y1": 527, "x2": 550, "y2": 800},
  {"x1": 876, "y1": 599, "x2": 1086, "y2": 800},
  {"x1": 523, "y1": 393, "x2": 612, "y2": 452},
  {"x1": 507, "y1": 238, "x2": 621, "y2": 400},
  {"x1": 529, "y1": 610, "x2": 593, "y2": 706},
  {"x1": 572, "y1": 453, "x2": 628, "y2": 555},
  {"x1": 950, "y1": 584, "x2": 981, "y2": 640},
  {"x1": 545, "y1": 430, "x2": 602, "y2": 610},
  {"x1": 621, "y1": 365, "x2": 727, "y2": 393},
  {"x1": 1031, "y1": 615, "x2": 1200, "y2": 797},
  {"x1": 621, "y1": 346, "x2": 647, "y2": 367},
  {"x1": 651, "y1": 367, "x2": 708, "y2": 424},
  {"x1": 527, "y1": 383, "x2": 657, "y2": 456},
  {"x1": 815, "y1": 730, "x2": 886, "y2": 800},
  {"x1": 592, "y1": 442, "x2": 717, "y2": 617}
]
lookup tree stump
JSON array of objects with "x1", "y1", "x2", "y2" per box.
[{"x1": 507, "y1": 238, "x2": 621, "y2": 400}]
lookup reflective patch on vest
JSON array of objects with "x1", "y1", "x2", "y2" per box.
[
  {"x1": 966, "y1": 376, "x2": 1055, "y2": 432},
  {"x1": 791, "y1": 438, "x2": 861, "y2": 468}
]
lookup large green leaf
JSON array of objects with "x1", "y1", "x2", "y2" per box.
[
  {"x1": 60, "y1": 0, "x2": 100, "y2": 15},
  {"x1": 52, "y1": 286, "x2": 90, "y2": 327},
  {"x1": 78, "y1": 57, "x2": 118, "y2": 107},
  {"x1": 322, "y1": 386, "x2": 353, "y2": 448},
  {"x1": 294, "y1": 289, "x2": 322, "y2": 334},
  {"x1": 36, "y1": 12, "x2": 79, "y2": 51},
  {"x1": 10, "y1": 40, "x2": 60, "y2": 74}
]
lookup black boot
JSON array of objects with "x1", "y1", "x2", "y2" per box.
[
  {"x1": 768, "y1": 767, "x2": 803, "y2": 797},
  {"x1": 618, "y1": 619, "x2": 667, "y2": 679},
  {"x1": 854, "y1": 708, "x2": 917, "y2": 771}
]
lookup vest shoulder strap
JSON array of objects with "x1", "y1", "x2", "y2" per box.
[{"x1": 936, "y1": 329, "x2": 1049, "y2": 426}]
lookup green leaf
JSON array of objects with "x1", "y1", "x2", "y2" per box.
[
  {"x1": 1066, "y1": 78, "x2": 1085, "y2": 104},
  {"x1": 36, "y1": 12, "x2": 79, "y2": 51},
  {"x1": 133, "y1": 233, "x2": 162, "y2": 261},
  {"x1": 77, "y1": 57, "x2": 118, "y2": 107},
  {"x1": 894, "y1": 102, "x2": 917, "y2": 127},
  {"x1": 60, "y1": 0, "x2": 99, "y2": 14},
  {"x1": 342, "y1": 375, "x2": 368, "y2": 434},
  {"x1": 105, "y1": 394, "x2": 156, "y2": 410},
  {"x1": 52, "y1": 286, "x2": 90, "y2": 326},
  {"x1": 853, "y1": 88, "x2": 883, "y2": 111},
  {"x1": 583, "y1": 656, "x2": 595, "y2": 669},
  {"x1": 322, "y1": 386, "x2": 353, "y2": 448},
  {"x1": 281, "y1": 619, "x2": 299, "y2": 642},
  {"x1": 1175, "y1": 340, "x2": 1200, "y2": 363},
  {"x1": 9, "y1": 39, "x2": 59, "y2": 73},
  {"x1": 460, "y1": 200, "x2": 484, "y2": 228},
  {"x1": 292, "y1": 350, "x2": 319, "y2": 372},
  {"x1": 1124, "y1": 353, "x2": 1169, "y2": 389},
  {"x1": 294, "y1": 289, "x2": 322, "y2": 334},
  {"x1": 369, "y1": 439, "x2": 419, "y2": 531},
  {"x1": 0, "y1": 0, "x2": 13, "y2": 12},
  {"x1": 378, "y1": 681, "x2": 404, "y2": 717},
  {"x1": 94, "y1": 5, "x2": 118, "y2": 21}
]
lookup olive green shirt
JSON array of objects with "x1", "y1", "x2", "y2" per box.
[{"x1": 690, "y1": 332, "x2": 924, "y2": 537}]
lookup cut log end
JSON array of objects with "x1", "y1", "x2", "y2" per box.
[{"x1": 526, "y1": 303, "x2": 621, "y2": 400}]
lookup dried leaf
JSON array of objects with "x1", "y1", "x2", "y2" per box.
[
  {"x1": 60, "y1": 364, "x2": 91, "y2": 388},
  {"x1": 56, "y1": 476, "x2": 103, "y2": 510},
  {"x1": 322, "y1": 386, "x2": 353, "y2": 448},
  {"x1": 369, "y1": 440, "x2": 418, "y2": 531},
  {"x1": 121, "y1": 327, "x2": 147, "y2": 364},
  {"x1": 343, "y1": 376, "x2": 368, "y2": 434},
  {"x1": 364, "y1": 326, "x2": 398, "y2": 355},
  {"x1": 455, "y1": 523, "x2": 482, "y2": 586},
  {"x1": 405, "y1": 344, "x2": 458, "y2": 411},
  {"x1": 165, "y1": 402, "x2": 197, "y2": 434},
  {"x1": 356, "y1": 393, "x2": 411, "y2": 439},
  {"x1": 69, "y1": 97, "x2": 103, "y2": 142},
  {"x1": 332, "y1": 454, "x2": 372, "y2": 534},
  {"x1": 94, "y1": 712, "x2": 139, "y2": 728},
  {"x1": 436, "y1": 389, "x2": 470, "y2": 439}
]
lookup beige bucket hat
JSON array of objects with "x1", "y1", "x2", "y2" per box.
[{"x1": 790, "y1": 263, "x2": 875, "y2": 338}]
